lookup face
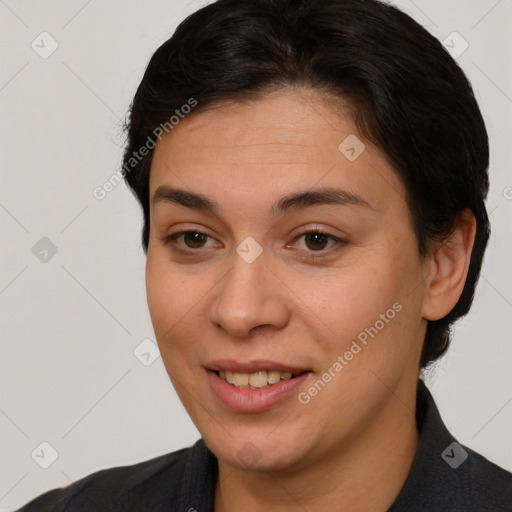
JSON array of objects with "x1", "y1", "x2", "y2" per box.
[{"x1": 146, "y1": 88, "x2": 429, "y2": 472}]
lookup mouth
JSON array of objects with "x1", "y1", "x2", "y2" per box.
[
  {"x1": 214, "y1": 369, "x2": 305, "y2": 389},
  {"x1": 205, "y1": 359, "x2": 312, "y2": 412}
]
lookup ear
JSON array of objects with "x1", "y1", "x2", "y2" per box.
[{"x1": 422, "y1": 209, "x2": 477, "y2": 321}]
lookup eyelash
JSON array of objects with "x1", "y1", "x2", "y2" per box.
[{"x1": 160, "y1": 229, "x2": 347, "y2": 257}]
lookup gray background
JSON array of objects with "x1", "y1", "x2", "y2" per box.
[{"x1": 1, "y1": 0, "x2": 511, "y2": 509}]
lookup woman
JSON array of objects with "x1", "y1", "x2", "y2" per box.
[{"x1": 17, "y1": 0, "x2": 511, "y2": 510}]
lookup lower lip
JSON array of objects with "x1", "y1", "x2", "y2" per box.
[{"x1": 207, "y1": 370, "x2": 312, "y2": 413}]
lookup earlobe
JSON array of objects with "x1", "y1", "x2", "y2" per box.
[{"x1": 422, "y1": 209, "x2": 477, "y2": 321}]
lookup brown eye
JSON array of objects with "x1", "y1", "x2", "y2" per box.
[
  {"x1": 182, "y1": 231, "x2": 208, "y2": 248},
  {"x1": 161, "y1": 230, "x2": 214, "y2": 250},
  {"x1": 304, "y1": 232, "x2": 330, "y2": 251},
  {"x1": 294, "y1": 231, "x2": 344, "y2": 253}
]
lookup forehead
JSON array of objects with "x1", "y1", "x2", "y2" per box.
[
  {"x1": 149, "y1": 88, "x2": 406, "y2": 217},
  {"x1": 154, "y1": 90, "x2": 348, "y2": 163}
]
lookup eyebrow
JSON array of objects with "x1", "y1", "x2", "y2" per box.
[{"x1": 151, "y1": 185, "x2": 372, "y2": 215}]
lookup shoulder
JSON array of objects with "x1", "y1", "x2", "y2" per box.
[
  {"x1": 16, "y1": 445, "x2": 192, "y2": 512},
  {"x1": 389, "y1": 381, "x2": 512, "y2": 511},
  {"x1": 460, "y1": 444, "x2": 512, "y2": 511}
]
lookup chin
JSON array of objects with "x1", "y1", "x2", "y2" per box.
[{"x1": 208, "y1": 432, "x2": 308, "y2": 472}]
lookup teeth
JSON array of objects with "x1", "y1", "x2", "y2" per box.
[
  {"x1": 217, "y1": 370, "x2": 296, "y2": 388},
  {"x1": 233, "y1": 372, "x2": 249, "y2": 386},
  {"x1": 249, "y1": 371, "x2": 267, "y2": 388},
  {"x1": 267, "y1": 370, "x2": 281, "y2": 384}
]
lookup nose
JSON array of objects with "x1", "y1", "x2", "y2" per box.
[{"x1": 208, "y1": 247, "x2": 290, "y2": 339}]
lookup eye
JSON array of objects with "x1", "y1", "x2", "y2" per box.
[
  {"x1": 161, "y1": 230, "x2": 216, "y2": 250},
  {"x1": 293, "y1": 230, "x2": 346, "y2": 252}
]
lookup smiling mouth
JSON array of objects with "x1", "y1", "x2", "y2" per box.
[{"x1": 215, "y1": 370, "x2": 304, "y2": 389}]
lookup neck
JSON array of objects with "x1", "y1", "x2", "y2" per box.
[{"x1": 214, "y1": 381, "x2": 419, "y2": 512}]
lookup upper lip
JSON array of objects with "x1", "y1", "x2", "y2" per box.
[{"x1": 206, "y1": 359, "x2": 309, "y2": 375}]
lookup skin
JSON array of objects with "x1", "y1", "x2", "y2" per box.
[{"x1": 145, "y1": 88, "x2": 476, "y2": 511}]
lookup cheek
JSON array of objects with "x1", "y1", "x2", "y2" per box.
[
  {"x1": 145, "y1": 256, "x2": 207, "y2": 360},
  {"x1": 312, "y1": 242, "x2": 424, "y2": 361},
  {"x1": 311, "y1": 262, "x2": 396, "y2": 337},
  {"x1": 306, "y1": 260, "x2": 424, "y2": 421}
]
